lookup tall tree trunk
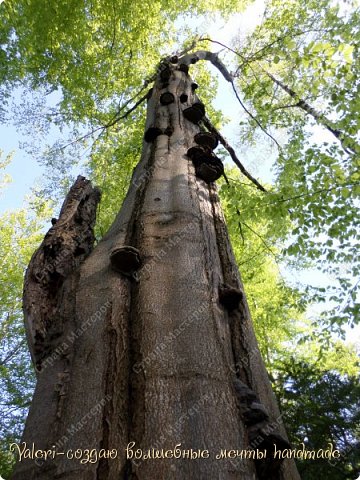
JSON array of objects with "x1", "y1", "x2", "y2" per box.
[{"x1": 12, "y1": 61, "x2": 300, "y2": 480}]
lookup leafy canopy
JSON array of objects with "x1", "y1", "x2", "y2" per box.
[{"x1": 226, "y1": 0, "x2": 360, "y2": 331}]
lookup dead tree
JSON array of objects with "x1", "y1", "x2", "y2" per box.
[{"x1": 12, "y1": 57, "x2": 300, "y2": 479}]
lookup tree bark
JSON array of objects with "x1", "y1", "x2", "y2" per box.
[
  {"x1": 22, "y1": 176, "x2": 101, "y2": 373},
  {"x1": 12, "y1": 62, "x2": 300, "y2": 479}
]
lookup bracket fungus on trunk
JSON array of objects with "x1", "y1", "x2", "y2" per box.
[
  {"x1": 183, "y1": 101, "x2": 205, "y2": 124},
  {"x1": 186, "y1": 145, "x2": 211, "y2": 161},
  {"x1": 251, "y1": 430, "x2": 292, "y2": 480},
  {"x1": 109, "y1": 246, "x2": 142, "y2": 277},
  {"x1": 233, "y1": 378, "x2": 292, "y2": 479},
  {"x1": 195, "y1": 158, "x2": 224, "y2": 183},
  {"x1": 187, "y1": 145, "x2": 224, "y2": 184},
  {"x1": 219, "y1": 284, "x2": 243, "y2": 311},
  {"x1": 194, "y1": 131, "x2": 219, "y2": 150},
  {"x1": 160, "y1": 92, "x2": 175, "y2": 105},
  {"x1": 179, "y1": 63, "x2": 189, "y2": 74},
  {"x1": 242, "y1": 402, "x2": 270, "y2": 426},
  {"x1": 160, "y1": 65, "x2": 171, "y2": 82},
  {"x1": 144, "y1": 127, "x2": 163, "y2": 143}
]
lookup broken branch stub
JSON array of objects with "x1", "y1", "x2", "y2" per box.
[{"x1": 23, "y1": 175, "x2": 101, "y2": 371}]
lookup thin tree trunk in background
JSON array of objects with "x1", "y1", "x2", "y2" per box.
[{"x1": 12, "y1": 62, "x2": 300, "y2": 479}]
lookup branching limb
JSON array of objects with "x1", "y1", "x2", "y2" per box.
[
  {"x1": 241, "y1": 221, "x2": 277, "y2": 259},
  {"x1": 197, "y1": 37, "x2": 358, "y2": 156},
  {"x1": 0, "y1": 341, "x2": 26, "y2": 366},
  {"x1": 258, "y1": 181, "x2": 360, "y2": 208},
  {"x1": 264, "y1": 71, "x2": 359, "y2": 155},
  {"x1": 172, "y1": 37, "x2": 201, "y2": 60},
  {"x1": 56, "y1": 90, "x2": 148, "y2": 153},
  {"x1": 197, "y1": 37, "x2": 241, "y2": 58},
  {"x1": 236, "y1": 208, "x2": 245, "y2": 245},
  {"x1": 104, "y1": 91, "x2": 148, "y2": 128},
  {"x1": 178, "y1": 50, "x2": 233, "y2": 82},
  {"x1": 202, "y1": 116, "x2": 267, "y2": 193},
  {"x1": 230, "y1": 82, "x2": 281, "y2": 150}
]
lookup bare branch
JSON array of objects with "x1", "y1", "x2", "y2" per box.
[
  {"x1": 230, "y1": 82, "x2": 281, "y2": 149},
  {"x1": 178, "y1": 50, "x2": 233, "y2": 82},
  {"x1": 178, "y1": 49, "x2": 281, "y2": 150},
  {"x1": 264, "y1": 71, "x2": 359, "y2": 155},
  {"x1": 202, "y1": 116, "x2": 267, "y2": 193},
  {"x1": 197, "y1": 37, "x2": 358, "y2": 156},
  {"x1": 105, "y1": 91, "x2": 148, "y2": 128},
  {"x1": 0, "y1": 341, "x2": 26, "y2": 366},
  {"x1": 55, "y1": 90, "x2": 148, "y2": 153},
  {"x1": 255, "y1": 181, "x2": 360, "y2": 209}
]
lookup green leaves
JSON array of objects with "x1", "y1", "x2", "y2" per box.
[
  {"x1": 0, "y1": 208, "x2": 46, "y2": 476},
  {"x1": 274, "y1": 360, "x2": 360, "y2": 479},
  {"x1": 219, "y1": 168, "x2": 305, "y2": 359},
  {"x1": 231, "y1": 0, "x2": 359, "y2": 332},
  {"x1": 0, "y1": 0, "x2": 246, "y2": 125},
  {"x1": 0, "y1": 160, "x2": 53, "y2": 477}
]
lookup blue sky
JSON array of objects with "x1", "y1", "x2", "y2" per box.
[{"x1": 0, "y1": 124, "x2": 43, "y2": 212}]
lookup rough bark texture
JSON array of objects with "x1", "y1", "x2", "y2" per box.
[
  {"x1": 13, "y1": 63, "x2": 300, "y2": 479},
  {"x1": 23, "y1": 176, "x2": 101, "y2": 372}
]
